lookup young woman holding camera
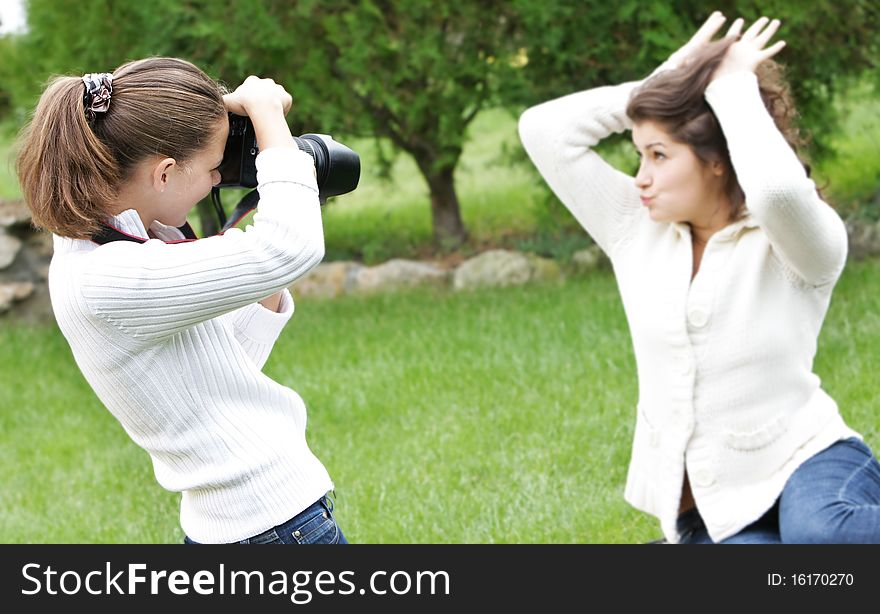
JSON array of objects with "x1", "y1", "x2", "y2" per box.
[
  {"x1": 520, "y1": 13, "x2": 880, "y2": 543},
  {"x1": 17, "y1": 57, "x2": 347, "y2": 544}
]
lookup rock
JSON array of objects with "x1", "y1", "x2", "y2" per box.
[
  {"x1": 453, "y1": 249, "x2": 531, "y2": 290},
  {"x1": 0, "y1": 231, "x2": 23, "y2": 269},
  {"x1": 452, "y1": 249, "x2": 561, "y2": 290},
  {"x1": 845, "y1": 218, "x2": 880, "y2": 260},
  {"x1": 525, "y1": 253, "x2": 562, "y2": 282},
  {"x1": 27, "y1": 230, "x2": 55, "y2": 259},
  {"x1": 291, "y1": 261, "x2": 363, "y2": 299},
  {"x1": 0, "y1": 199, "x2": 31, "y2": 227},
  {"x1": 570, "y1": 245, "x2": 608, "y2": 274},
  {"x1": 353, "y1": 259, "x2": 450, "y2": 294},
  {"x1": 0, "y1": 281, "x2": 34, "y2": 313}
]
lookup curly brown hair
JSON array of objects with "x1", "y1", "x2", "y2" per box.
[{"x1": 626, "y1": 38, "x2": 809, "y2": 221}]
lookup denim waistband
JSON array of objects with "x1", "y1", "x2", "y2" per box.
[
  {"x1": 241, "y1": 494, "x2": 335, "y2": 544},
  {"x1": 185, "y1": 492, "x2": 336, "y2": 544}
]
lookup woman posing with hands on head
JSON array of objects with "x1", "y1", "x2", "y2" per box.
[
  {"x1": 17, "y1": 58, "x2": 347, "y2": 544},
  {"x1": 520, "y1": 13, "x2": 880, "y2": 543}
]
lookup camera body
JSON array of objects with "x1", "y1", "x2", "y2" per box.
[{"x1": 217, "y1": 114, "x2": 360, "y2": 203}]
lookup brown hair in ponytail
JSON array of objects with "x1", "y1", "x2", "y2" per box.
[
  {"x1": 626, "y1": 38, "x2": 807, "y2": 221},
  {"x1": 16, "y1": 57, "x2": 226, "y2": 239}
]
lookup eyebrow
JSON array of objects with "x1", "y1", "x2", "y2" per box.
[{"x1": 633, "y1": 141, "x2": 666, "y2": 152}]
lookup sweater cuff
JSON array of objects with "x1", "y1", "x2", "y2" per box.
[
  {"x1": 704, "y1": 71, "x2": 759, "y2": 102},
  {"x1": 233, "y1": 289, "x2": 295, "y2": 345},
  {"x1": 255, "y1": 147, "x2": 319, "y2": 192}
]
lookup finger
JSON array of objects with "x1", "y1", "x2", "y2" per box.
[
  {"x1": 693, "y1": 11, "x2": 727, "y2": 44},
  {"x1": 279, "y1": 88, "x2": 293, "y2": 114},
  {"x1": 760, "y1": 39, "x2": 786, "y2": 60},
  {"x1": 754, "y1": 18, "x2": 781, "y2": 48},
  {"x1": 725, "y1": 17, "x2": 744, "y2": 38},
  {"x1": 742, "y1": 16, "x2": 770, "y2": 41},
  {"x1": 222, "y1": 93, "x2": 246, "y2": 116}
]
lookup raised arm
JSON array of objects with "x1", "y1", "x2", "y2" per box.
[
  {"x1": 706, "y1": 17, "x2": 847, "y2": 286},
  {"x1": 519, "y1": 12, "x2": 737, "y2": 256},
  {"x1": 79, "y1": 78, "x2": 325, "y2": 342},
  {"x1": 518, "y1": 81, "x2": 643, "y2": 256}
]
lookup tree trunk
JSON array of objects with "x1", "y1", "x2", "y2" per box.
[{"x1": 417, "y1": 162, "x2": 468, "y2": 246}]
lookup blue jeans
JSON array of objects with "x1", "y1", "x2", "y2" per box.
[
  {"x1": 678, "y1": 438, "x2": 880, "y2": 544},
  {"x1": 184, "y1": 495, "x2": 349, "y2": 544}
]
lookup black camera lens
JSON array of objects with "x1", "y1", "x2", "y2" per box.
[
  {"x1": 293, "y1": 134, "x2": 361, "y2": 201},
  {"x1": 217, "y1": 115, "x2": 360, "y2": 203}
]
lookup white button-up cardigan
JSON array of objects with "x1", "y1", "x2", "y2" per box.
[{"x1": 519, "y1": 70, "x2": 859, "y2": 543}]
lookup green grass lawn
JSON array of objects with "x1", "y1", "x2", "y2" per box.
[{"x1": 2, "y1": 258, "x2": 878, "y2": 543}]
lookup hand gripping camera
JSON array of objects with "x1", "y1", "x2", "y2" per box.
[{"x1": 212, "y1": 114, "x2": 360, "y2": 231}]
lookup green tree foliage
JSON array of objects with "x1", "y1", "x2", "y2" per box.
[
  {"x1": 170, "y1": 0, "x2": 526, "y2": 245},
  {"x1": 506, "y1": 0, "x2": 879, "y2": 158},
  {"x1": 2, "y1": 0, "x2": 877, "y2": 242}
]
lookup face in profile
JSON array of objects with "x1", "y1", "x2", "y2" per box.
[
  {"x1": 632, "y1": 120, "x2": 728, "y2": 227},
  {"x1": 153, "y1": 117, "x2": 229, "y2": 228}
]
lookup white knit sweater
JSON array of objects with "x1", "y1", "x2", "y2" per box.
[
  {"x1": 49, "y1": 147, "x2": 333, "y2": 543},
  {"x1": 519, "y1": 71, "x2": 859, "y2": 543}
]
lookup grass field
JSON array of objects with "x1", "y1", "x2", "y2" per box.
[{"x1": 1, "y1": 258, "x2": 878, "y2": 544}]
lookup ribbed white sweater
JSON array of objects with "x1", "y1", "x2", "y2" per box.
[
  {"x1": 519, "y1": 71, "x2": 860, "y2": 543},
  {"x1": 49, "y1": 147, "x2": 333, "y2": 543}
]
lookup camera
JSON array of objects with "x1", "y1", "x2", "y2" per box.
[{"x1": 216, "y1": 114, "x2": 360, "y2": 202}]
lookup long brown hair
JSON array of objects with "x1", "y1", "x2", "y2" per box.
[
  {"x1": 626, "y1": 38, "x2": 807, "y2": 221},
  {"x1": 16, "y1": 57, "x2": 226, "y2": 240}
]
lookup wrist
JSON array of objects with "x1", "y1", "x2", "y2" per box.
[{"x1": 249, "y1": 111, "x2": 295, "y2": 151}]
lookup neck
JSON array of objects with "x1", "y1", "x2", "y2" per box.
[
  {"x1": 689, "y1": 194, "x2": 733, "y2": 245},
  {"x1": 111, "y1": 185, "x2": 156, "y2": 231}
]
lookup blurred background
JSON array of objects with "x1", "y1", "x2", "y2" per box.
[{"x1": 0, "y1": 0, "x2": 877, "y2": 543}]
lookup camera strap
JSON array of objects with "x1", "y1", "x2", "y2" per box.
[
  {"x1": 220, "y1": 190, "x2": 261, "y2": 233},
  {"x1": 91, "y1": 222, "x2": 198, "y2": 245},
  {"x1": 91, "y1": 189, "x2": 260, "y2": 245}
]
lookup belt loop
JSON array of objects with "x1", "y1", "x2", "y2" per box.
[{"x1": 324, "y1": 490, "x2": 336, "y2": 513}]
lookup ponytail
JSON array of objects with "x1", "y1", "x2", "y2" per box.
[
  {"x1": 17, "y1": 76, "x2": 120, "y2": 239},
  {"x1": 16, "y1": 57, "x2": 226, "y2": 240}
]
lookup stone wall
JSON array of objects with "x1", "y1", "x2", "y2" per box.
[
  {"x1": 0, "y1": 199, "x2": 54, "y2": 322},
  {"x1": 3, "y1": 196, "x2": 880, "y2": 322}
]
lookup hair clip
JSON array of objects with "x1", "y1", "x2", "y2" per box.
[{"x1": 82, "y1": 73, "x2": 114, "y2": 115}]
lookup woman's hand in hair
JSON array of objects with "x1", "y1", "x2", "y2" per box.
[
  {"x1": 713, "y1": 17, "x2": 786, "y2": 81},
  {"x1": 662, "y1": 11, "x2": 729, "y2": 72}
]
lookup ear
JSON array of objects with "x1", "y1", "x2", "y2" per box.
[
  {"x1": 150, "y1": 157, "x2": 177, "y2": 193},
  {"x1": 710, "y1": 159, "x2": 725, "y2": 177}
]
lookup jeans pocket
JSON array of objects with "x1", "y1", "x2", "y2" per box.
[{"x1": 290, "y1": 509, "x2": 340, "y2": 544}]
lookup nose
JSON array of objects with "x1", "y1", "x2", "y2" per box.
[{"x1": 634, "y1": 161, "x2": 651, "y2": 189}]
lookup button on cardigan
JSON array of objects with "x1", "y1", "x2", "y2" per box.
[{"x1": 519, "y1": 71, "x2": 859, "y2": 543}]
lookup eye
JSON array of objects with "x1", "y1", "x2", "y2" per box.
[{"x1": 653, "y1": 151, "x2": 666, "y2": 160}]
